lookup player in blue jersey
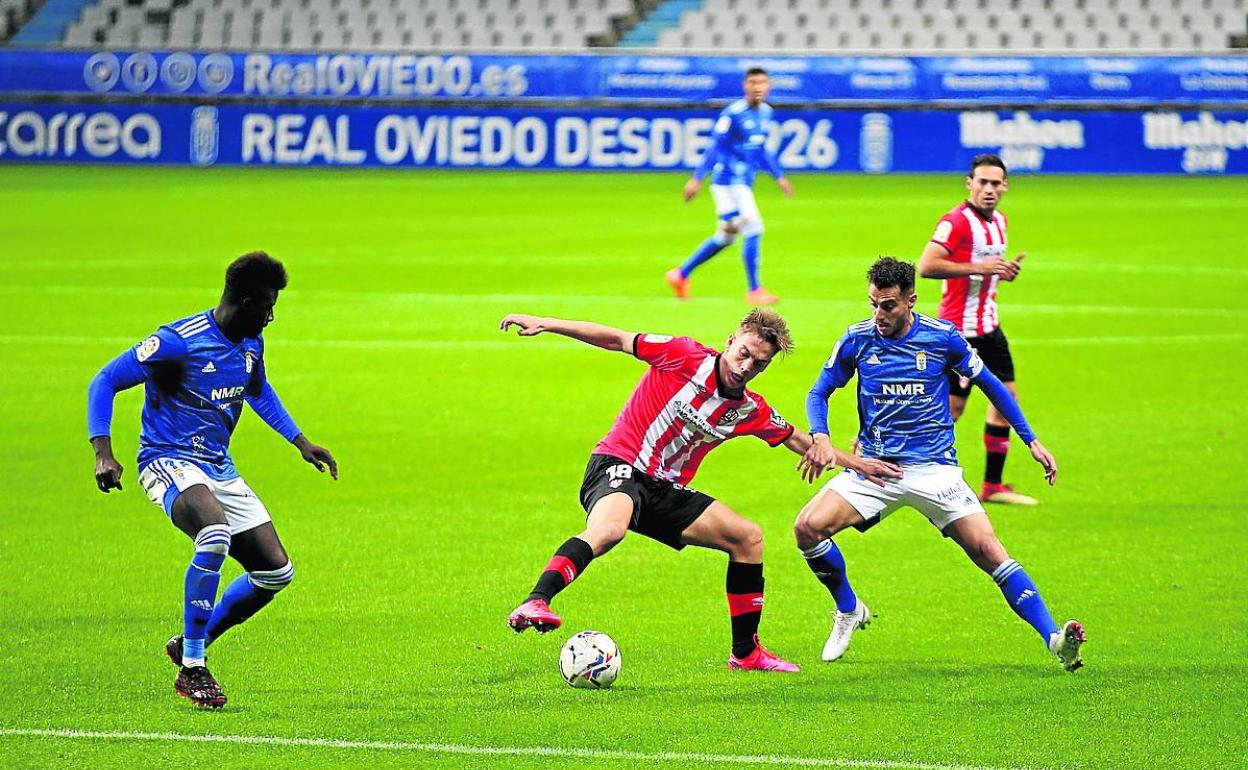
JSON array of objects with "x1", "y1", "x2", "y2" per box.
[
  {"x1": 666, "y1": 67, "x2": 793, "y2": 306},
  {"x1": 87, "y1": 252, "x2": 337, "y2": 708},
  {"x1": 792, "y1": 257, "x2": 1085, "y2": 672}
]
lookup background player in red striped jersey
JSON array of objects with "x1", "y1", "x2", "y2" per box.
[
  {"x1": 500, "y1": 309, "x2": 899, "y2": 672},
  {"x1": 918, "y1": 153, "x2": 1036, "y2": 506}
]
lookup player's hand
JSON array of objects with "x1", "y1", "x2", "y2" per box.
[
  {"x1": 980, "y1": 255, "x2": 1009, "y2": 277},
  {"x1": 1001, "y1": 252, "x2": 1026, "y2": 282},
  {"x1": 849, "y1": 457, "x2": 904, "y2": 488},
  {"x1": 777, "y1": 177, "x2": 794, "y2": 198},
  {"x1": 682, "y1": 178, "x2": 702, "y2": 202},
  {"x1": 499, "y1": 314, "x2": 550, "y2": 336},
  {"x1": 796, "y1": 434, "x2": 835, "y2": 483},
  {"x1": 94, "y1": 453, "x2": 123, "y2": 493},
  {"x1": 1028, "y1": 439, "x2": 1057, "y2": 486},
  {"x1": 295, "y1": 435, "x2": 338, "y2": 480}
]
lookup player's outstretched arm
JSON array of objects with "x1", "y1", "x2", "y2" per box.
[
  {"x1": 86, "y1": 349, "x2": 150, "y2": 493},
  {"x1": 972, "y1": 368, "x2": 1057, "y2": 486},
  {"x1": 499, "y1": 314, "x2": 634, "y2": 353}
]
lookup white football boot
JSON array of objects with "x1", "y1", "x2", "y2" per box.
[
  {"x1": 822, "y1": 601, "x2": 871, "y2": 662},
  {"x1": 1049, "y1": 620, "x2": 1086, "y2": 672}
]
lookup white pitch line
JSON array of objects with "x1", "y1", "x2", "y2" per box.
[{"x1": 0, "y1": 728, "x2": 1048, "y2": 770}]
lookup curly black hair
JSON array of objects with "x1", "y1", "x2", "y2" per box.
[
  {"x1": 866, "y1": 256, "x2": 915, "y2": 294},
  {"x1": 224, "y1": 251, "x2": 287, "y2": 302}
]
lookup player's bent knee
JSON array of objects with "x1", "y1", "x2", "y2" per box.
[
  {"x1": 728, "y1": 521, "x2": 764, "y2": 560},
  {"x1": 193, "y1": 524, "x2": 231, "y2": 556},
  {"x1": 964, "y1": 538, "x2": 1008, "y2": 573},
  {"x1": 793, "y1": 514, "x2": 822, "y2": 549},
  {"x1": 981, "y1": 540, "x2": 1010, "y2": 571},
  {"x1": 191, "y1": 524, "x2": 231, "y2": 572},
  {"x1": 739, "y1": 520, "x2": 764, "y2": 548},
  {"x1": 249, "y1": 561, "x2": 294, "y2": 593},
  {"x1": 716, "y1": 224, "x2": 738, "y2": 244},
  {"x1": 583, "y1": 520, "x2": 629, "y2": 550}
]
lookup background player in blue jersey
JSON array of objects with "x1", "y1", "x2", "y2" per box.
[
  {"x1": 666, "y1": 67, "x2": 793, "y2": 306},
  {"x1": 792, "y1": 257, "x2": 1085, "y2": 672},
  {"x1": 87, "y1": 252, "x2": 337, "y2": 708}
]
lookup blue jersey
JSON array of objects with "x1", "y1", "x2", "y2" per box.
[
  {"x1": 807, "y1": 314, "x2": 986, "y2": 465},
  {"x1": 692, "y1": 99, "x2": 785, "y2": 187},
  {"x1": 87, "y1": 310, "x2": 300, "y2": 481}
]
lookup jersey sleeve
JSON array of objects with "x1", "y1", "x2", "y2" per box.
[
  {"x1": 929, "y1": 213, "x2": 969, "y2": 258},
  {"x1": 134, "y1": 327, "x2": 188, "y2": 367},
  {"x1": 632, "y1": 334, "x2": 702, "y2": 372},
  {"x1": 758, "y1": 117, "x2": 785, "y2": 180},
  {"x1": 806, "y1": 332, "x2": 858, "y2": 436},
  {"x1": 944, "y1": 329, "x2": 985, "y2": 379},
  {"x1": 245, "y1": 340, "x2": 302, "y2": 442},
  {"x1": 245, "y1": 379, "x2": 302, "y2": 442},
  {"x1": 692, "y1": 110, "x2": 732, "y2": 181},
  {"x1": 741, "y1": 396, "x2": 794, "y2": 447},
  {"x1": 86, "y1": 327, "x2": 187, "y2": 440}
]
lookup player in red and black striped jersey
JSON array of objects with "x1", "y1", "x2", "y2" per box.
[
  {"x1": 500, "y1": 309, "x2": 898, "y2": 672},
  {"x1": 919, "y1": 153, "x2": 1037, "y2": 506}
]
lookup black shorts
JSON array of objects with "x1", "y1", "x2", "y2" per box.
[
  {"x1": 948, "y1": 326, "x2": 1015, "y2": 397},
  {"x1": 579, "y1": 454, "x2": 716, "y2": 551}
]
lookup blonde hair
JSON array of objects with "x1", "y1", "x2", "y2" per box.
[{"x1": 739, "y1": 308, "x2": 793, "y2": 354}]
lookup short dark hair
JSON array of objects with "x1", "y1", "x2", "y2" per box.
[
  {"x1": 224, "y1": 251, "x2": 287, "y2": 303},
  {"x1": 969, "y1": 153, "x2": 1007, "y2": 177},
  {"x1": 745, "y1": 67, "x2": 768, "y2": 78},
  {"x1": 867, "y1": 256, "x2": 915, "y2": 294}
]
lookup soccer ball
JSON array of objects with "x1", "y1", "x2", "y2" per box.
[{"x1": 558, "y1": 630, "x2": 621, "y2": 689}]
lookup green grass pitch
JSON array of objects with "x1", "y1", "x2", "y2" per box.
[{"x1": 0, "y1": 166, "x2": 1245, "y2": 769}]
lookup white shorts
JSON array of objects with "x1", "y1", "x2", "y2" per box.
[
  {"x1": 824, "y1": 463, "x2": 985, "y2": 533},
  {"x1": 138, "y1": 456, "x2": 272, "y2": 535},
  {"x1": 710, "y1": 183, "x2": 760, "y2": 226}
]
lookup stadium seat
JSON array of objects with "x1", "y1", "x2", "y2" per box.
[{"x1": 27, "y1": 0, "x2": 1248, "y2": 51}]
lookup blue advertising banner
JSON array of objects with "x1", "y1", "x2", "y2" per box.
[
  {"x1": 2, "y1": 50, "x2": 1248, "y2": 104},
  {"x1": 2, "y1": 101, "x2": 1246, "y2": 174}
]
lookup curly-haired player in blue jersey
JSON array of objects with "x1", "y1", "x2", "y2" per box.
[
  {"x1": 792, "y1": 257, "x2": 1085, "y2": 672},
  {"x1": 666, "y1": 67, "x2": 793, "y2": 306},
  {"x1": 87, "y1": 252, "x2": 337, "y2": 708}
]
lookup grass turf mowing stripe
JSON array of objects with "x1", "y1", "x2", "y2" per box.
[
  {"x1": 1, "y1": 334, "x2": 1245, "y2": 350},
  {"x1": 0, "y1": 728, "x2": 1053, "y2": 770},
  {"x1": 2, "y1": 284, "x2": 1247, "y2": 319}
]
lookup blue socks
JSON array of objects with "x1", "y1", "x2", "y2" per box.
[
  {"x1": 680, "y1": 234, "x2": 729, "y2": 278},
  {"x1": 679, "y1": 226, "x2": 761, "y2": 291},
  {"x1": 742, "y1": 233, "x2": 761, "y2": 291},
  {"x1": 206, "y1": 561, "x2": 294, "y2": 644},
  {"x1": 801, "y1": 539, "x2": 858, "y2": 613},
  {"x1": 183, "y1": 524, "x2": 231, "y2": 666},
  {"x1": 992, "y1": 559, "x2": 1060, "y2": 644},
  {"x1": 205, "y1": 575, "x2": 274, "y2": 644}
]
